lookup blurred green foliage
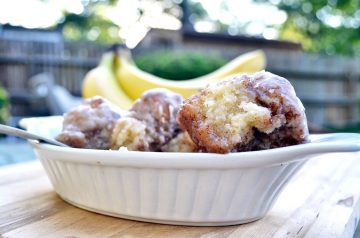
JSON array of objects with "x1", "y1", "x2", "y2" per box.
[
  {"x1": 135, "y1": 51, "x2": 226, "y2": 80},
  {"x1": 56, "y1": 0, "x2": 209, "y2": 44},
  {"x1": 53, "y1": 0, "x2": 360, "y2": 56},
  {"x1": 134, "y1": 51, "x2": 226, "y2": 80},
  {"x1": 57, "y1": 0, "x2": 192, "y2": 44},
  {"x1": 255, "y1": 0, "x2": 360, "y2": 56},
  {"x1": 60, "y1": 13, "x2": 121, "y2": 44},
  {"x1": 0, "y1": 85, "x2": 10, "y2": 125},
  {"x1": 58, "y1": 1, "x2": 121, "y2": 44}
]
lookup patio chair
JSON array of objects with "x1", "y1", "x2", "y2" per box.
[{"x1": 29, "y1": 73, "x2": 82, "y2": 115}]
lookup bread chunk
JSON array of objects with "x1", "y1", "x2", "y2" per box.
[
  {"x1": 111, "y1": 88, "x2": 184, "y2": 151},
  {"x1": 57, "y1": 96, "x2": 122, "y2": 149},
  {"x1": 177, "y1": 71, "x2": 309, "y2": 153}
]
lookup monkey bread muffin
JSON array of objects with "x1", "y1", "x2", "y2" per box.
[
  {"x1": 56, "y1": 96, "x2": 123, "y2": 149},
  {"x1": 111, "y1": 88, "x2": 186, "y2": 151},
  {"x1": 177, "y1": 71, "x2": 309, "y2": 154}
]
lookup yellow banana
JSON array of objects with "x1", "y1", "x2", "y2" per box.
[
  {"x1": 115, "y1": 49, "x2": 266, "y2": 100},
  {"x1": 82, "y1": 52, "x2": 133, "y2": 109}
]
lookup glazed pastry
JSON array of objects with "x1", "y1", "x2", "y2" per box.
[
  {"x1": 56, "y1": 96, "x2": 122, "y2": 149},
  {"x1": 177, "y1": 71, "x2": 309, "y2": 153},
  {"x1": 111, "y1": 88, "x2": 184, "y2": 151}
]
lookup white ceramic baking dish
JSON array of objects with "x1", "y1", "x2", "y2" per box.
[{"x1": 20, "y1": 117, "x2": 360, "y2": 226}]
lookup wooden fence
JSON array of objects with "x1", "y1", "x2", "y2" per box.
[
  {"x1": 0, "y1": 39, "x2": 107, "y2": 116},
  {"x1": 0, "y1": 39, "x2": 359, "y2": 128},
  {"x1": 0, "y1": 39, "x2": 106, "y2": 94}
]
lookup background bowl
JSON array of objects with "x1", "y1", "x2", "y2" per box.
[{"x1": 21, "y1": 117, "x2": 360, "y2": 226}]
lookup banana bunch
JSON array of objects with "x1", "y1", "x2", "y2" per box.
[
  {"x1": 82, "y1": 48, "x2": 266, "y2": 109},
  {"x1": 115, "y1": 49, "x2": 266, "y2": 100}
]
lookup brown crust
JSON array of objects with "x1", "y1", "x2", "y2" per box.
[{"x1": 177, "y1": 71, "x2": 309, "y2": 153}]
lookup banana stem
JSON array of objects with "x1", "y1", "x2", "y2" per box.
[
  {"x1": 115, "y1": 47, "x2": 135, "y2": 67},
  {"x1": 99, "y1": 52, "x2": 115, "y2": 69}
]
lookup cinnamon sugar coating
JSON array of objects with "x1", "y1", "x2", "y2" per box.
[{"x1": 177, "y1": 71, "x2": 309, "y2": 153}]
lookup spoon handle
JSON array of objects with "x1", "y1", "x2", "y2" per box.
[{"x1": 0, "y1": 124, "x2": 68, "y2": 147}]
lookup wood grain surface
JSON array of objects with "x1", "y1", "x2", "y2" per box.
[{"x1": 0, "y1": 152, "x2": 359, "y2": 238}]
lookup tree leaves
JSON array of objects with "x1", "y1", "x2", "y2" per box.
[{"x1": 258, "y1": 0, "x2": 360, "y2": 56}]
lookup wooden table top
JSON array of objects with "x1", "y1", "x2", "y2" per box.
[{"x1": 0, "y1": 152, "x2": 359, "y2": 238}]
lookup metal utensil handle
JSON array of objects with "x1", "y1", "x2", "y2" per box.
[{"x1": 0, "y1": 124, "x2": 69, "y2": 147}]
